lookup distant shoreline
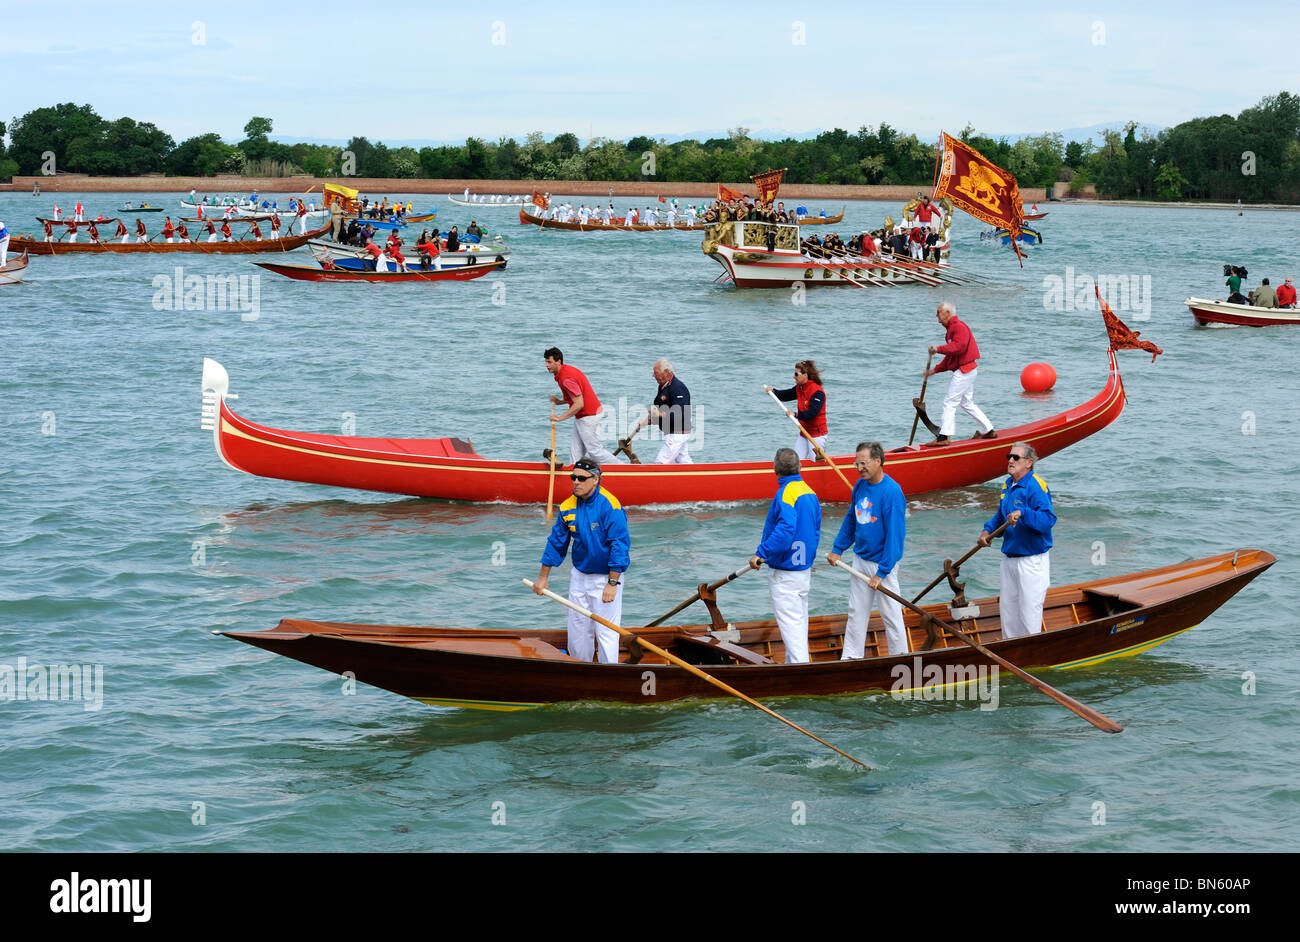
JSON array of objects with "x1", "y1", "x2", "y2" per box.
[{"x1": 3, "y1": 175, "x2": 1296, "y2": 211}]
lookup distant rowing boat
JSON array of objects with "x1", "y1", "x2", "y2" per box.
[
  {"x1": 448, "y1": 193, "x2": 533, "y2": 208},
  {"x1": 9, "y1": 220, "x2": 331, "y2": 254},
  {"x1": 521, "y1": 206, "x2": 847, "y2": 232},
  {"x1": 255, "y1": 258, "x2": 505, "y2": 283}
]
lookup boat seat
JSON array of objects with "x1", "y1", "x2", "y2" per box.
[
  {"x1": 412, "y1": 637, "x2": 575, "y2": 660},
  {"x1": 672, "y1": 633, "x2": 773, "y2": 666},
  {"x1": 1080, "y1": 589, "x2": 1142, "y2": 617}
]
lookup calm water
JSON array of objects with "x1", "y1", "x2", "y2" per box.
[{"x1": 1, "y1": 192, "x2": 1296, "y2": 852}]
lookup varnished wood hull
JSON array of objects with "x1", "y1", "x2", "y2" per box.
[{"x1": 223, "y1": 550, "x2": 1273, "y2": 710}]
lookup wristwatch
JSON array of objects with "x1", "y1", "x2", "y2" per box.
[{"x1": 607, "y1": 576, "x2": 620, "y2": 585}]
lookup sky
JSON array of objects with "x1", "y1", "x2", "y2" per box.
[{"x1": 3, "y1": 0, "x2": 1297, "y2": 147}]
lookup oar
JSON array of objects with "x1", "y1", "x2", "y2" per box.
[
  {"x1": 764, "y1": 387, "x2": 855, "y2": 495},
  {"x1": 908, "y1": 353, "x2": 934, "y2": 446},
  {"x1": 819, "y1": 244, "x2": 896, "y2": 287},
  {"x1": 830, "y1": 560, "x2": 1123, "y2": 733},
  {"x1": 523, "y1": 578, "x2": 871, "y2": 768},
  {"x1": 645, "y1": 563, "x2": 754, "y2": 627},
  {"x1": 909, "y1": 520, "x2": 1011, "y2": 605},
  {"x1": 545, "y1": 420, "x2": 557, "y2": 525}
]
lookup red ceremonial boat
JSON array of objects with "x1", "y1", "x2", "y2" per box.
[
  {"x1": 8, "y1": 221, "x2": 331, "y2": 255},
  {"x1": 200, "y1": 330, "x2": 1130, "y2": 505},
  {"x1": 253, "y1": 258, "x2": 504, "y2": 283},
  {"x1": 1185, "y1": 296, "x2": 1300, "y2": 327},
  {"x1": 222, "y1": 549, "x2": 1273, "y2": 711}
]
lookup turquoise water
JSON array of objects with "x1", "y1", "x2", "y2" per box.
[{"x1": 1, "y1": 192, "x2": 1296, "y2": 851}]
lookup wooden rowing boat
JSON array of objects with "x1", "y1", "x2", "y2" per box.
[
  {"x1": 1023, "y1": 211, "x2": 1049, "y2": 221},
  {"x1": 520, "y1": 206, "x2": 846, "y2": 232},
  {"x1": 221, "y1": 549, "x2": 1273, "y2": 711},
  {"x1": 199, "y1": 334, "x2": 1127, "y2": 505},
  {"x1": 254, "y1": 258, "x2": 504, "y2": 283},
  {"x1": 0, "y1": 251, "x2": 29, "y2": 285},
  {"x1": 8, "y1": 221, "x2": 331, "y2": 255},
  {"x1": 1186, "y1": 296, "x2": 1300, "y2": 327}
]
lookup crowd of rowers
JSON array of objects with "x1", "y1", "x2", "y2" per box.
[
  {"x1": 535, "y1": 317, "x2": 1052, "y2": 668},
  {"x1": 327, "y1": 222, "x2": 489, "y2": 272},
  {"x1": 800, "y1": 225, "x2": 943, "y2": 263},
  {"x1": 38, "y1": 199, "x2": 314, "y2": 243},
  {"x1": 460, "y1": 188, "x2": 529, "y2": 203}
]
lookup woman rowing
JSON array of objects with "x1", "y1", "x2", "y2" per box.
[{"x1": 765, "y1": 360, "x2": 828, "y2": 461}]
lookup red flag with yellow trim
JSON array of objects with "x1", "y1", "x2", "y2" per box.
[
  {"x1": 718, "y1": 183, "x2": 743, "y2": 202},
  {"x1": 531, "y1": 191, "x2": 550, "y2": 210},
  {"x1": 932, "y1": 132, "x2": 1026, "y2": 262},
  {"x1": 750, "y1": 168, "x2": 785, "y2": 206},
  {"x1": 1096, "y1": 286, "x2": 1163, "y2": 362}
]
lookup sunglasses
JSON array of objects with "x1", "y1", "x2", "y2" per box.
[
  {"x1": 1007, "y1": 453, "x2": 1026, "y2": 462},
  {"x1": 570, "y1": 474, "x2": 595, "y2": 482}
]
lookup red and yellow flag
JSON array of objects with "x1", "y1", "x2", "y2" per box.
[
  {"x1": 750, "y1": 168, "x2": 785, "y2": 206},
  {"x1": 1096, "y1": 286, "x2": 1163, "y2": 361},
  {"x1": 932, "y1": 132, "x2": 1025, "y2": 259},
  {"x1": 531, "y1": 191, "x2": 550, "y2": 210},
  {"x1": 718, "y1": 183, "x2": 743, "y2": 202}
]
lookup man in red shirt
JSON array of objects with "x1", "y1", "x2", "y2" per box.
[
  {"x1": 923, "y1": 301, "x2": 996, "y2": 446},
  {"x1": 545, "y1": 347, "x2": 624, "y2": 466},
  {"x1": 1277, "y1": 277, "x2": 1297, "y2": 309}
]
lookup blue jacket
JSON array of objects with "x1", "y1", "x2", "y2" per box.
[
  {"x1": 756, "y1": 475, "x2": 821, "y2": 571},
  {"x1": 984, "y1": 473, "x2": 1056, "y2": 557},
  {"x1": 832, "y1": 474, "x2": 906, "y2": 578},
  {"x1": 542, "y1": 486, "x2": 630, "y2": 575}
]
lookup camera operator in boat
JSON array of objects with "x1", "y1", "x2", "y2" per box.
[{"x1": 533, "y1": 458, "x2": 630, "y2": 664}]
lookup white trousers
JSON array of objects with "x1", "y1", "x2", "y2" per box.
[
  {"x1": 768, "y1": 568, "x2": 811, "y2": 664},
  {"x1": 0, "y1": 236, "x2": 8, "y2": 266},
  {"x1": 941, "y1": 368, "x2": 993, "y2": 437},
  {"x1": 654, "y1": 433, "x2": 693, "y2": 464},
  {"x1": 842, "y1": 558, "x2": 907, "y2": 658},
  {"x1": 794, "y1": 434, "x2": 827, "y2": 461},
  {"x1": 570, "y1": 412, "x2": 625, "y2": 465},
  {"x1": 1000, "y1": 552, "x2": 1050, "y2": 639},
  {"x1": 567, "y1": 570, "x2": 623, "y2": 663}
]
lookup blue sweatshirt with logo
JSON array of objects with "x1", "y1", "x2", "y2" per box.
[
  {"x1": 983, "y1": 473, "x2": 1056, "y2": 557},
  {"x1": 756, "y1": 474, "x2": 821, "y2": 571},
  {"x1": 542, "y1": 486, "x2": 630, "y2": 574},
  {"x1": 832, "y1": 474, "x2": 906, "y2": 578}
]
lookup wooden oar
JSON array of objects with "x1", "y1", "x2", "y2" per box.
[
  {"x1": 909, "y1": 520, "x2": 1010, "y2": 604},
  {"x1": 764, "y1": 387, "x2": 855, "y2": 495},
  {"x1": 818, "y1": 244, "x2": 897, "y2": 287},
  {"x1": 545, "y1": 420, "x2": 557, "y2": 525},
  {"x1": 908, "y1": 352, "x2": 934, "y2": 446},
  {"x1": 830, "y1": 560, "x2": 1123, "y2": 733},
  {"x1": 523, "y1": 578, "x2": 871, "y2": 768},
  {"x1": 645, "y1": 563, "x2": 754, "y2": 627}
]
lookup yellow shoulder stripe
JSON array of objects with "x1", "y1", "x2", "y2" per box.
[
  {"x1": 1032, "y1": 473, "x2": 1049, "y2": 492},
  {"x1": 599, "y1": 487, "x2": 622, "y2": 510},
  {"x1": 782, "y1": 480, "x2": 816, "y2": 506},
  {"x1": 560, "y1": 496, "x2": 578, "y2": 512}
]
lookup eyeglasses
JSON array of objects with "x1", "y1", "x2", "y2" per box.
[
  {"x1": 570, "y1": 474, "x2": 595, "y2": 482},
  {"x1": 1007, "y1": 453, "x2": 1026, "y2": 462}
]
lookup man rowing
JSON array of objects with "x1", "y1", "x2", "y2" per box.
[
  {"x1": 924, "y1": 301, "x2": 996, "y2": 446},
  {"x1": 629, "y1": 358, "x2": 693, "y2": 464},
  {"x1": 533, "y1": 458, "x2": 630, "y2": 664},
  {"x1": 749, "y1": 448, "x2": 822, "y2": 664},
  {"x1": 978, "y1": 443, "x2": 1055, "y2": 639},
  {"x1": 826, "y1": 442, "x2": 908, "y2": 657},
  {"x1": 545, "y1": 347, "x2": 625, "y2": 466}
]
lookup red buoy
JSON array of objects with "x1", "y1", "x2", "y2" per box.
[{"x1": 1020, "y1": 362, "x2": 1057, "y2": 392}]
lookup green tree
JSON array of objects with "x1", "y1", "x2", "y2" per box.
[
  {"x1": 7, "y1": 102, "x2": 106, "y2": 174},
  {"x1": 1154, "y1": 161, "x2": 1189, "y2": 199}
]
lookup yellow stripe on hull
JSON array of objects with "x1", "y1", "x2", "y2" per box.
[
  {"x1": 1050, "y1": 627, "x2": 1195, "y2": 670},
  {"x1": 414, "y1": 696, "x2": 544, "y2": 712}
]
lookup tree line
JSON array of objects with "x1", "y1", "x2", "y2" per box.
[{"x1": 3, "y1": 93, "x2": 1298, "y2": 202}]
